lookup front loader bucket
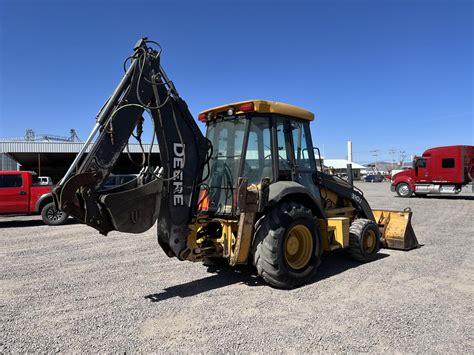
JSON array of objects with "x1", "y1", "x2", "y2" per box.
[{"x1": 372, "y1": 208, "x2": 419, "y2": 251}]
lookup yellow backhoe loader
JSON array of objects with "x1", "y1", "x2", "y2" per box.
[{"x1": 53, "y1": 38, "x2": 418, "y2": 288}]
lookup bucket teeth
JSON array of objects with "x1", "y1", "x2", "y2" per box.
[{"x1": 372, "y1": 209, "x2": 420, "y2": 251}]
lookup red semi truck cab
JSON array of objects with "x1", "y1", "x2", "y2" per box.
[
  {"x1": 391, "y1": 145, "x2": 474, "y2": 197},
  {"x1": 0, "y1": 171, "x2": 69, "y2": 225}
]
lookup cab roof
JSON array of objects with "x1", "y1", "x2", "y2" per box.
[{"x1": 198, "y1": 100, "x2": 315, "y2": 122}]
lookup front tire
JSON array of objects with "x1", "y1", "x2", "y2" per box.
[
  {"x1": 396, "y1": 183, "x2": 413, "y2": 198},
  {"x1": 347, "y1": 219, "x2": 380, "y2": 262},
  {"x1": 252, "y1": 202, "x2": 322, "y2": 289},
  {"x1": 41, "y1": 202, "x2": 69, "y2": 226}
]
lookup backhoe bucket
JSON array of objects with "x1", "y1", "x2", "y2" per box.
[
  {"x1": 372, "y1": 208, "x2": 419, "y2": 251},
  {"x1": 100, "y1": 178, "x2": 163, "y2": 234}
]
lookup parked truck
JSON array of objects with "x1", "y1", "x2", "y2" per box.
[
  {"x1": 0, "y1": 171, "x2": 69, "y2": 225},
  {"x1": 391, "y1": 145, "x2": 474, "y2": 197}
]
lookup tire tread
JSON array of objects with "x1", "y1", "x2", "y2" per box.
[
  {"x1": 347, "y1": 218, "x2": 380, "y2": 262},
  {"x1": 252, "y1": 202, "x2": 321, "y2": 289}
]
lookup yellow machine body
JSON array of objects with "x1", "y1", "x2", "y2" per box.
[
  {"x1": 319, "y1": 217, "x2": 350, "y2": 251},
  {"x1": 185, "y1": 101, "x2": 419, "y2": 266},
  {"x1": 200, "y1": 99, "x2": 315, "y2": 121},
  {"x1": 184, "y1": 209, "x2": 418, "y2": 266}
]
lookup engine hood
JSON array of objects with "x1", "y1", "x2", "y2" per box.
[{"x1": 392, "y1": 169, "x2": 415, "y2": 181}]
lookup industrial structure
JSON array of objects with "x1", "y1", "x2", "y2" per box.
[
  {"x1": 321, "y1": 140, "x2": 367, "y2": 180},
  {"x1": 324, "y1": 159, "x2": 366, "y2": 180},
  {"x1": 0, "y1": 129, "x2": 159, "y2": 182}
]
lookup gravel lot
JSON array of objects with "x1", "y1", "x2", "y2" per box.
[{"x1": 2, "y1": 182, "x2": 473, "y2": 353}]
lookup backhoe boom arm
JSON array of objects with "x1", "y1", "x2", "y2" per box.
[{"x1": 53, "y1": 38, "x2": 210, "y2": 259}]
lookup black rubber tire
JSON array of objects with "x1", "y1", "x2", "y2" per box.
[
  {"x1": 252, "y1": 202, "x2": 322, "y2": 289},
  {"x1": 396, "y1": 183, "x2": 413, "y2": 198},
  {"x1": 347, "y1": 219, "x2": 381, "y2": 262},
  {"x1": 41, "y1": 202, "x2": 69, "y2": 226}
]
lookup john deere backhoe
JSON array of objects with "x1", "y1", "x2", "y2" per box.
[{"x1": 53, "y1": 38, "x2": 418, "y2": 288}]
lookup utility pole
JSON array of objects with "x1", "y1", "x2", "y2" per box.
[
  {"x1": 370, "y1": 150, "x2": 379, "y2": 171},
  {"x1": 389, "y1": 148, "x2": 396, "y2": 170},
  {"x1": 399, "y1": 150, "x2": 407, "y2": 166},
  {"x1": 38, "y1": 153, "x2": 41, "y2": 176}
]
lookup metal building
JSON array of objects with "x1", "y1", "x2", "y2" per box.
[
  {"x1": 323, "y1": 159, "x2": 366, "y2": 181},
  {"x1": 0, "y1": 153, "x2": 19, "y2": 171},
  {"x1": 0, "y1": 140, "x2": 160, "y2": 183}
]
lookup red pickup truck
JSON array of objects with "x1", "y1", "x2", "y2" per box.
[
  {"x1": 0, "y1": 171, "x2": 69, "y2": 225},
  {"x1": 391, "y1": 145, "x2": 474, "y2": 197}
]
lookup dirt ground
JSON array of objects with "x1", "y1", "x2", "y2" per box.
[{"x1": 1, "y1": 182, "x2": 473, "y2": 353}]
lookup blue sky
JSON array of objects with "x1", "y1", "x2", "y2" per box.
[{"x1": 0, "y1": 0, "x2": 472, "y2": 163}]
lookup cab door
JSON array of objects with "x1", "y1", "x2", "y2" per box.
[
  {"x1": 290, "y1": 120, "x2": 321, "y2": 197},
  {"x1": 415, "y1": 158, "x2": 429, "y2": 182},
  {"x1": 275, "y1": 117, "x2": 320, "y2": 198},
  {"x1": 0, "y1": 173, "x2": 29, "y2": 213},
  {"x1": 274, "y1": 117, "x2": 294, "y2": 182}
]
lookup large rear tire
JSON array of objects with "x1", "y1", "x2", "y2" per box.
[
  {"x1": 347, "y1": 219, "x2": 380, "y2": 262},
  {"x1": 252, "y1": 202, "x2": 322, "y2": 289},
  {"x1": 41, "y1": 202, "x2": 69, "y2": 226}
]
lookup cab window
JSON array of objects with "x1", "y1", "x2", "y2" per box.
[
  {"x1": 245, "y1": 117, "x2": 273, "y2": 183},
  {"x1": 416, "y1": 159, "x2": 427, "y2": 168},
  {"x1": 275, "y1": 118, "x2": 292, "y2": 180},
  {"x1": 32, "y1": 175, "x2": 40, "y2": 186},
  {"x1": 0, "y1": 174, "x2": 23, "y2": 188},
  {"x1": 291, "y1": 121, "x2": 313, "y2": 171},
  {"x1": 442, "y1": 158, "x2": 455, "y2": 168}
]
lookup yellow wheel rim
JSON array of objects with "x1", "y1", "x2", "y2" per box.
[
  {"x1": 284, "y1": 224, "x2": 313, "y2": 270},
  {"x1": 363, "y1": 229, "x2": 376, "y2": 254}
]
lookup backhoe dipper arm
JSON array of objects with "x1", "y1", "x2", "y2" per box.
[{"x1": 53, "y1": 38, "x2": 210, "y2": 259}]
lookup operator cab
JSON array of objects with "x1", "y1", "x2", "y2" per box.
[{"x1": 198, "y1": 100, "x2": 319, "y2": 216}]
